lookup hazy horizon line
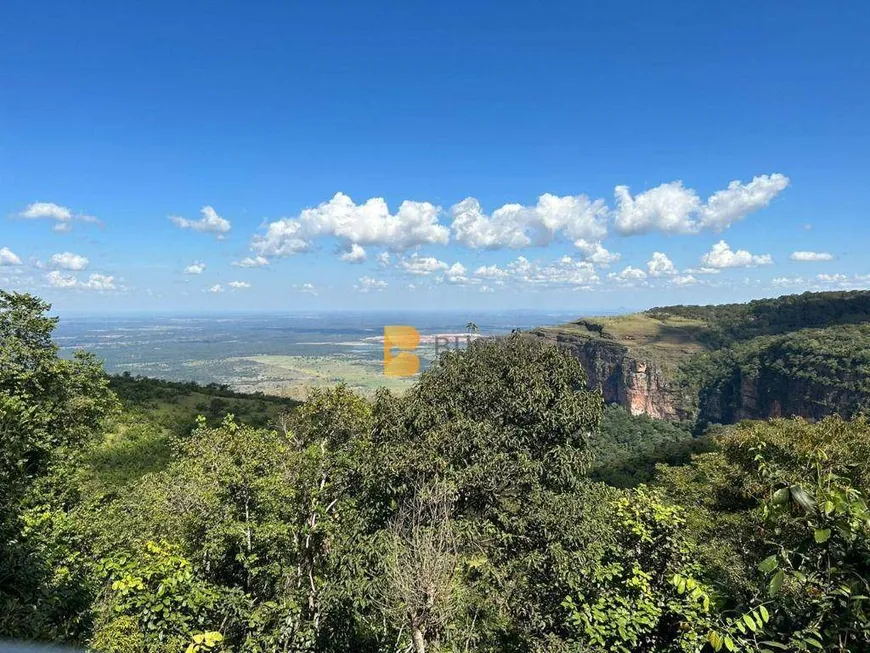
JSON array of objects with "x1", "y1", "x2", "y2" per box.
[{"x1": 54, "y1": 306, "x2": 635, "y2": 319}]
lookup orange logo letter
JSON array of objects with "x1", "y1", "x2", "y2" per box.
[{"x1": 384, "y1": 325, "x2": 420, "y2": 377}]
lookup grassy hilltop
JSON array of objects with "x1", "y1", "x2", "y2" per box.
[
  {"x1": 536, "y1": 311, "x2": 709, "y2": 371},
  {"x1": 540, "y1": 289, "x2": 870, "y2": 364}
]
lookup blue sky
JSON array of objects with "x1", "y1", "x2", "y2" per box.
[{"x1": 1, "y1": 1, "x2": 868, "y2": 314}]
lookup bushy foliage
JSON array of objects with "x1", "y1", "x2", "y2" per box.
[
  {"x1": 656, "y1": 417, "x2": 870, "y2": 651},
  {"x1": 642, "y1": 291, "x2": 870, "y2": 426},
  {"x1": 108, "y1": 373, "x2": 300, "y2": 435},
  {"x1": 562, "y1": 487, "x2": 714, "y2": 652},
  {"x1": 680, "y1": 324, "x2": 870, "y2": 426},
  {"x1": 0, "y1": 291, "x2": 117, "y2": 640},
  {"x1": 646, "y1": 290, "x2": 870, "y2": 348},
  {"x1": 94, "y1": 540, "x2": 222, "y2": 651},
  {"x1": 589, "y1": 405, "x2": 711, "y2": 487},
  {"x1": 1, "y1": 291, "x2": 869, "y2": 652}
]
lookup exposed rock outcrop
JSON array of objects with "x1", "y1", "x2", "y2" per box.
[
  {"x1": 529, "y1": 330, "x2": 689, "y2": 421},
  {"x1": 531, "y1": 321, "x2": 869, "y2": 425},
  {"x1": 698, "y1": 364, "x2": 868, "y2": 424}
]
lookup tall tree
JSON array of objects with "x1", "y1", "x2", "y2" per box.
[{"x1": 0, "y1": 291, "x2": 117, "y2": 639}]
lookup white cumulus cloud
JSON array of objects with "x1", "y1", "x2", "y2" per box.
[
  {"x1": 671, "y1": 274, "x2": 698, "y2": 286},
  {"x1": 647, "y1": 252, "x2": 677, "y2": 277},
  {"x1": 790, "y1": 251, "x2": 834, "y2": 262},
  {"x1": 816, "y1": 273, "x2": 849, "y2": 284},
  {"x1": 228, "y1": 281, "x2": 251, "y2": 289},
  {"x1": 480, "y1": 255, "x2": 598, "y2": 289},
  {"x1": 771, "y1": 276, "x2": 807, "y2": 287},
  {"x1": 474, "y1": 264, "x2": 510, "y2": 280},
  {"x1": 618, "y1": 266, "x2": 648, "y2": 280},
  {"x1": 206, "y1": 284, "x2": 224, "y2": 293},
  {"x1": 170, "y1": 206, "x2": 231, "y2": 238},
  {"x1": 232, "y1": 256, "x2": 270, "y2": 268},
  {"x1": 700, "y1": 240, "x2": 773, "y2": 268},
  {"x1": 398, "y1": 254, "x2": 449, "y2": 276},
  {"x1": 355, "y1": 276, "x2": 388, "y2": 292},
  {"x1": 244, "y1": 174, "x2": 786, "y2": 260},
  {"x1": 50, "y1": 252, "x2": 89, "y2": 271},
  {"x1": 252, "y1": 192, "x2": 449, "y2": 257},
  {"x1": 614, "y1": 182, "x2": 701, "y2": 236},
  {"x1": 441, "y1": 262, "x2": 476, "y2": 286},
  {"x1": 614, "y1": 174, "x2": 789, "y2": 235},
  {"x1": 22, "y1": 202, "x2": 73, "y2": 221},
  {"x1": 250, "y1": 219, "x2": 310, "y2": 257},
  {"x1": 521, "y1": 256, "x2": 599, "y2": 288},
  {"x1": 0, "y1": 247, "x2": 23, "y2": 266},
  {"x1": 46, "y1": 271, "x2": 117, "y2": 291},
  {"x1": 183, "y1": 262, "x2": 206, "y2": 275},
  {"x1": 698, "y1": 174, "x2": 790, "y2": 231},
  {"x1": 609, "y1": 266, "x2": 648, "y2": 285},
  {"x1": 574, "y1": 239, "x2": 621, "y2": 266},
  {"x1": 339, "y1": 243, "x2": 367, "y2": 263},
  {"x1": 19, "y1": 202, "x2": 102, "y2": 231},
  {"x1": 45, "y1": 271, "x2": 79, "y2": 289},
  {"x1": 451, "y1": 193, "x2": 608, "y2": 250}
]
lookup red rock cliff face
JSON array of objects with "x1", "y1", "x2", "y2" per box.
[
  {"x1": 531, "y1": 330, "x2": 689, "y2": 421},
  {"x1": 698, "y1": 366, "x2": 868, "y2": 424},
  {"x1": 536, "y1": 328, "x2": 868, "y2": 423}
]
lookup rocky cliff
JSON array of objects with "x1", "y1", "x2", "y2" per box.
[
  {"x1": 694, "y1": 325, "x2": 870, "y2": 424},
  {"x1": 529, "y1": 292, "x2": 870, "y2": 425},
  {"x1": 695, "y1": 367, "x2": 868, "y2": 424},
  {"x1": 529, "y1": 329, "x2": 691, "y2": 421}
]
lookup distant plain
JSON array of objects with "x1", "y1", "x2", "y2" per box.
[{"x1": 55, "y1": 310, "x2": 587, "y2": 398}]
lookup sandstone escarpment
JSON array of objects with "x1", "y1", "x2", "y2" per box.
[
  {"x1": 698, "y1": 362, "x2": 869, "y2": 424},
  {"x1": 529, "y1": 329, "x2": 690, "y2": 421},
  {"x1": 530, "y1": 304, "x2": 869, "y2": 425}
]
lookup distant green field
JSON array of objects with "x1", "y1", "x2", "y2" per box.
[{"x1": 233, "y1": 354, "x2": 414, "y2": 398}]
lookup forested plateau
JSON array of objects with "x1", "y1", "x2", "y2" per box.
[{"x1": 530, "y1": 291, "x2": 870, "y2": 427}]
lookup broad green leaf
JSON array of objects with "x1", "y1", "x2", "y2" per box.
[
  {"x1": 758, "y1": 555, "x2": 778, "y2": 573},
  {"x1": 790, "y1": 485, "x2": 816, "y2": 512},
  {"x1": 708, "y1": 631, "x2": 723, "y2": 651},
  {"x1": 813, "y1": 528, "x2": 831, "y2": 543},
  {"x1": 769, "y1": 569, "x2": 784, "y2": 597},
  {"x1": 771, "y1": 487, "x2": 790, "y2": 505}
]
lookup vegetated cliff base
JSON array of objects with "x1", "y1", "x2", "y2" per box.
[{"x1": 530, "y1": 290, "x2": 870, "y2": 425}]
